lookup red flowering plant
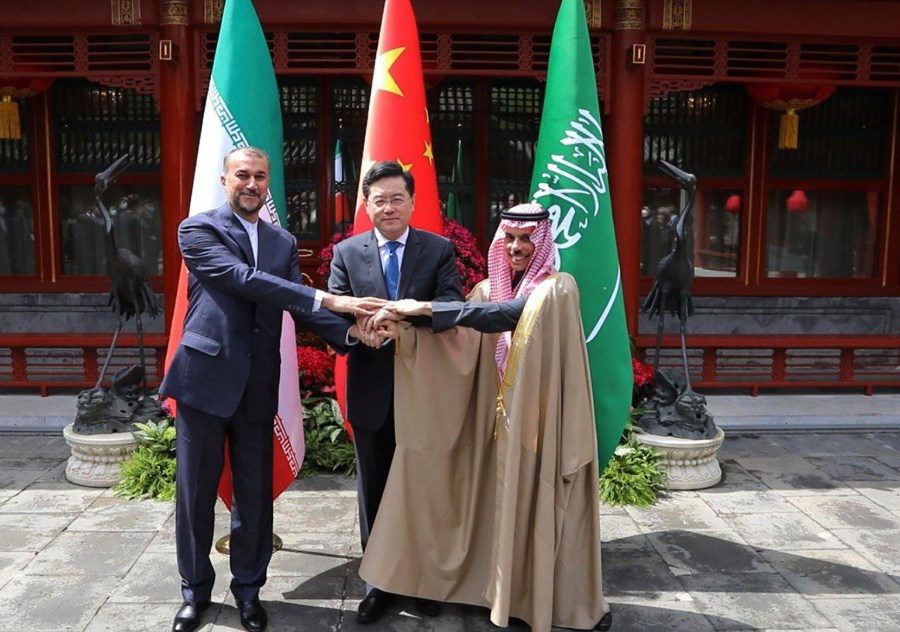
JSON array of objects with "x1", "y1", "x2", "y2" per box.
[
  {"x1": 631, "y1": 356, "x2": 656, "y2": 408},
  {"x1": 441, "y1": 218, "x2": 487, "y2": 294},
  {"x1": 296, "y1": 331, "x2": 336, "y2": 400},
  {"x1": 317, "y1": 218, "x2": 486, "y2": 294}
]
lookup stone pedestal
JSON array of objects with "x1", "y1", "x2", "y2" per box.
[
  {"x1": 63, "y1": 423, "x2": 139, "y2": 487},
  {"x1": 634, "y1": 427, "x2": 726, "y2": 490}
]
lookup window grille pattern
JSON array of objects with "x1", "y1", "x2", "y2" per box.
[
  {"x1": 768, "y1": 88, "x2": 891, "y2": 180},
  {"x1": 54, "y1": 78, "x2": 160, "y2": 173},
  {"x1": 280, "y1": 79, "x2": 318, "y2": 242},
  {"x1": 487, "y1": 81, "x2": 544, "y2": 236},
  {"x1": 0, "y1": 101, "x2": 29, "y2": 174},
  {"x1": 331, "y1": 78, "x2": 370, "y2": 234},
  {"x1": 644, "y1": 84, "x2": 748, "y2": 178},
  {"x1": 429, "y1": 81, "x2": 476, "y2": 232}
]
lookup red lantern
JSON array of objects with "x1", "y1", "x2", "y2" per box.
[
  {"x1": 0, "y1": 76, "x2": 55, "y2": 140},
  {"x1": 786, "y1": 190, "x2": 810, "y2": 213},
  {"x1": 746, "y1": 80, "x2": 836, "y2": 150},
  {"x1": 724, "y1": 194, "x2": 741, "y2": 214}
]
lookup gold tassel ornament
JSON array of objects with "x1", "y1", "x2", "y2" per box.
[
  {"x1": 778, "y1": 109, "x2": 799, "y2": 150},
  {"x1": 0, "y1": 95, "x2": 22, "y2": 140}
]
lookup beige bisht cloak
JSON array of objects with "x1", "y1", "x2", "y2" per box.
[{"x1": 359, "y1": 273, "x2": 607, "y2": 631}]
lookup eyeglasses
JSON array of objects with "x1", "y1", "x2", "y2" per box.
[{"x1": 367, "y1": 195, "x2": 410, "y2": 211}]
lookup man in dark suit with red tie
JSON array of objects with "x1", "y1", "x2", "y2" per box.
[{"x1": 328, "y1": 160, "x2": 464, "y2": 624}]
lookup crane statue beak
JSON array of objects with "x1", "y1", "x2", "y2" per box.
[
  {"x1": 657, "y1": 159, "x2": 697, "y2": 187},
  {"x1": 95, "y1": 154, "x2": 133, "y2": 193}
]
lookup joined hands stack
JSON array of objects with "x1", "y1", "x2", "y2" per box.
[
  {"x1": 321, "y1": 295, "x2": 433, "y2": 348},
  {"x1": 351, "y1": 300, "x2": 435, "y2": 347}
]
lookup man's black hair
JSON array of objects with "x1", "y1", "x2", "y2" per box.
[{"x1": 362, "y1": 161, "x2": 415, "y2": 198}]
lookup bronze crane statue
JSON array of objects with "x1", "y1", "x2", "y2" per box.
[
  {"x1": 642, "y1": 158, "x2": 697, "y2": 388},
  {"x1": 93, "y1": 154, "x2": 161, "y2": 394}
]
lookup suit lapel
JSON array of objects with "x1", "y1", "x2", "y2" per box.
[
  {"x1": 362, "y1": 230, "x2": 389, "y2": 299},
  {"x1": 222, "y1": 207, "x2": 255, "y2": 265},
  {"x1": 397, "y1": 228, "x2": 421, "y2": 299}
]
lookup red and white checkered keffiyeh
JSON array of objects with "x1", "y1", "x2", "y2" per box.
[{"x1": 487, "y1": 202, "x2": 558, "y2": 378}]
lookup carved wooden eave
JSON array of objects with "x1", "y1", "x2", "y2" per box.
[
  {"x1": 205, "y1": 0, "x2": 225, "y2": 25},
  {"x1": 111, "y1": 0, "x2": 141, "y2": 26},
  {"x1": 161, "y1": 0, "x2": 189, "y2": 26},
  {"x1": 662, "y1": 0, "x2": 692, "y2": 31},
  {"x1": 585, "y1": 0, "x2": 602, "y2": 29}
]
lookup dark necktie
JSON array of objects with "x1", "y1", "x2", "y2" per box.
[{"x1": 385, "y1": 241, "x2": 401, "y2": 300}]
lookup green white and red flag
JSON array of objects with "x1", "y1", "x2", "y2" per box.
[
  {"x1": 164, "y1": 0, "x2": 303, "y2": 506},
  {"x1": 529, "y1": 0, "x2": 633, "y2": 470},
  {"x1": 333, "y1": 138, "x2": 351, "y2": 228}
]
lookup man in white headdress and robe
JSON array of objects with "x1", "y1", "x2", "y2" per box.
[{"x1": 359, "y1": 203, "x2": 612, "y2": 631}]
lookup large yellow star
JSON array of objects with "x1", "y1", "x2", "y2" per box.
[
  {"x1": 397, "y1": 158, "x2": 413, "y2": 171},
  {"x1": 372, "y1": 47, "x2": 406, "y2": 97},
  {"x1": 422, "y1": 141, "x2": 434, "y2": 166}
]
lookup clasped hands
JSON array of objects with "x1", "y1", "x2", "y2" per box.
[
  {"x1": 321, "y1": 294, "x2": 431, "y2": 349},
  {"x1": 352, "y1": 299, "x2": 434, "y2": 348}
]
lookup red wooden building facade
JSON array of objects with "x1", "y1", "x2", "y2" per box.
[{"x1": 1, "y1": 0, "x2": 899, "y2": 393}]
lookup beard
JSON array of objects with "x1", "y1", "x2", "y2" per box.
[{"x1": 230, "y1": 191, "x2": 263, "y2": 216}]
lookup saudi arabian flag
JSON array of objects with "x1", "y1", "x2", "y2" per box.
[
  {"x1": 529, "y1": 0, "x2": 632, "y2": 470},
  {"x1": 166, "y1": 0, "x2": 303, "y2": 506}
]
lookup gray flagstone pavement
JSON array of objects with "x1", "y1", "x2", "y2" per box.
[{"x1": 1, "y1": 430, "x2": 899, "y2": 631}]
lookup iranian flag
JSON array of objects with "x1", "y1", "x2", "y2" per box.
[
  {"x1": 164, "y1": 0, "x2": 303, "y2": 507},
  {"x1": 334, "y1": 0, "x2": 444, "y2": 426},
  {"x1": 529, "y1": 0, "x2": 632, "y2": 470},
  {"x1": 333, "y1": 138, "x2": 351, "y2": 229}
]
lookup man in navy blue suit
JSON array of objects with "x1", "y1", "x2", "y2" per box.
[{"x1": 160, "y1": 147, "x2": 384, "y2": 632}]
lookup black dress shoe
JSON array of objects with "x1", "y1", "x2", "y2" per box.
[
  {"x1": 172, "y1": 601, "x2": 210, "y2": 632},
  {"x1": 357, "y1": 588, "x2": 393, "y2": 624},
  {"x1": 594, "y1": 609, "x2": 612, "y2": 631},
  {"x1": 414, "y1": 597, "x2": 441, "y2": 617},
  {"x1": 236, "y1": 598, "x2": 268, "y2": 632}
]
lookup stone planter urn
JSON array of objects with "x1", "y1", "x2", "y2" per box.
[
  {"x1": 63, "y1": 423, "x2": 139, "y2": 487},
  {"x1": 634, "y1": 426, "x2": 726, "y2": 490}
]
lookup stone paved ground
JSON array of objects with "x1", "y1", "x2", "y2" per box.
[{"x1": 0, "y1": 431, "x2": 899, "y2": 631}]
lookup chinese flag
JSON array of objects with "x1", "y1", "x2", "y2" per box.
[{"x1": 334, "y1": 0, "x2": 444, "y2": 428}]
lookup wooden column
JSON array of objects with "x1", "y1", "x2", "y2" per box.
[
  {"x1": 607, "y1": 0, "x2": 646, "y2": 334},
  {"x1": 158, "y1": 0, "x2": 196, "y2": 328}
]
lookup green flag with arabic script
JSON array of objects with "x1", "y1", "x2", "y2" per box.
[{"x1": 529, "y1": 0, "x2": 632, "y2": 470}]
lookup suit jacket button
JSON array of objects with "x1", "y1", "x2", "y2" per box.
[
  {"x1": 253, "y1": 327, "x2": 260, "y2": 333},
  {"x1": 246, "y1": 352, "x2": 252, "y2": 358}
]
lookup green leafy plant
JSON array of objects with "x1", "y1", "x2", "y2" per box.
[
  {"x1": 113, "y1": 418, "x2": 177, "y2": 501},
  {"x1": 599, "y1": 421, "x2": 667, "y2": 507},
  {"x1": 301, "y1": 398, "x2": 356, "y2": 477}
]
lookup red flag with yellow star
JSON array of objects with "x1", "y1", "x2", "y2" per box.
[
  {"x1": 351, "y1": 0, "x2": 442, "y2": 236},
  {"x1": 335, "y1": 0, "x2": 443, "y2": 431}
]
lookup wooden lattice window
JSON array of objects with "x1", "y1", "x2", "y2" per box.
[
  {"x1": 487, "y1": 80, "x2": 544, "y2": 236},
  {"x1": 764, "y1": 88, "x2": 891, "y2": 280},
  {"x1": 768, "y1": 88, "x2": 891, "y2": 180},
  {"x1": 0, "y1": 100, "x2": 35, "y2": 277},
  {"x1": 330, "y1": 78, "x2": 370, "y2": 235},
  {"x1": 54, "y1": 79, "x2": 160, "y2": 173},
  {"x1": 642, "y1": 85, "x2": 748, "y2": 279},
  {"x1": 429, "y1": 81, "x2": 476, "y2": 232},
  {"x1": 644, "y1": 84, "x2": 748, "y2": 178},
  {"x1": 53, "y1": 79, "x2": 161, "y2": 277},
  {"x1": 280, "y1": 78, "x2": 318, "y2": 243}
]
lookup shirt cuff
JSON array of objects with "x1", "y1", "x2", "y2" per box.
[
  {"x1": 345, "y1": 329, "x2": 360, "y2": 346},
  {"x1": 313, "y1": 289, "x2": 324, "y2": 312}
]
